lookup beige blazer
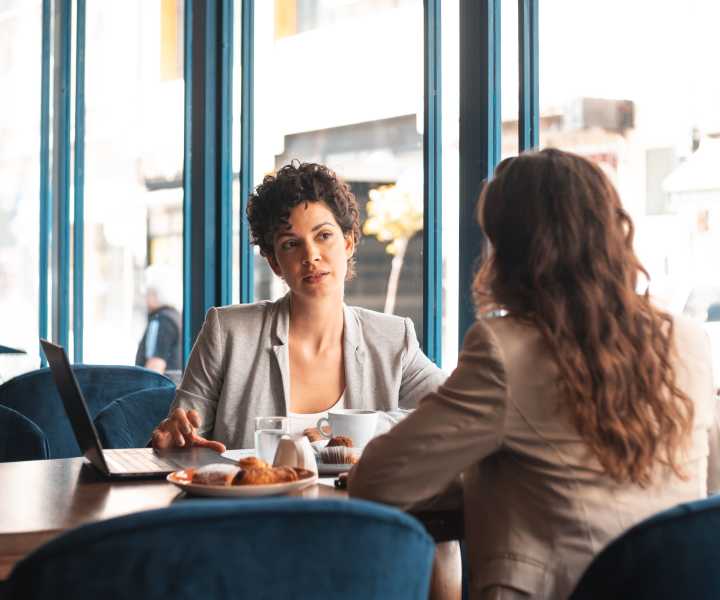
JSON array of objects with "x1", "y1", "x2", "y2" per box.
[
  {"x1": 169, "y1": 294, "x2": 445, "y2": 449},
  {"x1": 349, "y1": 314, "x2": 718, "y2": 600}
]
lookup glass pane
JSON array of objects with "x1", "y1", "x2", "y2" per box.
[
  {"x1": 83, "y1": 0, "x2": 184, "y2": 380},
  {"x1": 540, "y1": 0, "x2": 720, "y2": 389},
  {"x1": 0, "y1": 0, "x2": 42, "y2": 380},
  {"x1": 249, "y1": 0, "x2": 426, "y2": 342}
]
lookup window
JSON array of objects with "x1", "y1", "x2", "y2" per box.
[
  {"x1": 82, "y1": 0, "x2": 184, "y2": 375},
  {"x1": 540, "y1": 0, "x2": 720, "y2": 387},
  {"x1": 0, "y1": 0, "x2": 42, "y2": 380},
  {"x1": 245, "y1": 0, "x2": 430, "y2": 344}
]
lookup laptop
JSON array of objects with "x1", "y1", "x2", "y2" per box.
[{"x1": 40, "y1": 339, "x2": 235, "y2": 478}]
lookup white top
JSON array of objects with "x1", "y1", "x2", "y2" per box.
[{"x1": 287, "y1": 391, "x2": 346, "y2": 435}]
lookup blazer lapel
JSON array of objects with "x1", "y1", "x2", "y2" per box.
[
  {"x1": 343, "y1": 304, "x2": 366, "y2": 409},
  {"x1": 271, "y1": 293, "x2": 292, "y2": 416}
]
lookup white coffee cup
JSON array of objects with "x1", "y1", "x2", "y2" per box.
[{"x1": 316, "y1": 409, "x2": 378, "y2": 448}]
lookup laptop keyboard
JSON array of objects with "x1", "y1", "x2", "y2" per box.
[{"x1": 104, "y1": 449, "x2": 179, "y2": 473}]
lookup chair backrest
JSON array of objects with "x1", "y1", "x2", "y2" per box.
[
  {"x1": 0, "y1": 365, "x2": 175, "y2": 458},
  {"x1": 571, "y1": 495, "x2": 720, "y2": 599},
  {"x1": 93, "y1": 386, "x2": 176, "y2": 448},
  {"x1": 6, "y1": 498, "x2": 435, "y2": 600},
  {"x1": 0, "y1": 404, "x2": 49, "y2": 462}
]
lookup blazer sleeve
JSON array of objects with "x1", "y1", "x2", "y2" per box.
[
  {"x1": 398, "y1": 317, "x2": 447, "y2": 409},
  {"x1": 349, "y1": 320, "x2": 507, "y2": 509},
  {"x1": 168, "y1": 307, "x2": 225, "y2": 437}
]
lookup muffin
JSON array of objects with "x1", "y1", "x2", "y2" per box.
[
  {"x1": 319, "y1": 446, "x2": 360, "y2": 465},
  {"x1": 191, "y1": 464, "x2": 241, "y2": 486},
  {"x1": 326, "y1": 435, "x2": 353, "y2": 448}
]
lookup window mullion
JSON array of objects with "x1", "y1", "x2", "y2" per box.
[{"x1": 458, "y1": 0, "x2": 501, "y2": 345}]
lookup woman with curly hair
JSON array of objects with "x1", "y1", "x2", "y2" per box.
[
  {"x1": 349, "y1": 149, "x2": 719, "y2": 599},
  {"x1": 152, "y1": 161, "x2": 444, "y2": 451}
]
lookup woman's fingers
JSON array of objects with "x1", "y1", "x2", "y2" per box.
[
  {"x1": 151, "y1": 427, "x2": 172, "y2": 449},
  {"x1": 154, "y1": 410, "x2": 192, "y2": 447},
  {"x1": 171, "y1": 408, "x2": 194, "y2": 436},
  {"x1": 191, "y1": 433, "x2": 226, "y2": 454},
  {"x1": 153, "y1": 409, "x2": 224, "y2": 452},
  {"x1": 187, "y1": 409, "x2": 201, "y2": 429},
  {"x1": 166, "y1": 408, "x2": 196, "y2": 447}
]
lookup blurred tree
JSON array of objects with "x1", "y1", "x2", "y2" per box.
[{"x1": 363, "y1": 183, "x2": 422, "y2": 314}]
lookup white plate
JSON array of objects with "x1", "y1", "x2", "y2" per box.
[
  {"x1": 167, "y1": 468, "x2": 317, "y2": 498},
  {"x1": 317, "y1": 462, "x2": 353, "y2": 476}
]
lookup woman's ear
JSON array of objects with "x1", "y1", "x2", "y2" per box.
[{"x1": 344, "y1": 234, "x2": 355, "y2": 259}]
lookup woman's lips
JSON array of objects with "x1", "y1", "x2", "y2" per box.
[{"x1": 303, "y1": 272, "x2": 329, "y2": 283}]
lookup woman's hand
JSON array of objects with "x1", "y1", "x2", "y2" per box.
[{"x1": 151, "y1": 408, "x2": 226, "y2": 453}]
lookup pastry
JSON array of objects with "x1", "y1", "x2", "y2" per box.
[
  {"x1": 326, "y1": 435, "x2": 353, "y2": 448},
  {"x1": 233, "y1": 466, "x2": 299, "y2": 485},
  {"x1": 191, "y1": 464, "x2": 241, "y2": 486},
  {"x1": 271, "y1": 466, "x2": 300, "y2": 483},
  {"x1": 319, "y1": 446, "x2": 358, "y2": 465},
  {"x1": 303, "y1": 427, "x2": 324, "y2": 443},
  {"x1": 237, "y1": 456, "x2": 270, "y2": 470}
]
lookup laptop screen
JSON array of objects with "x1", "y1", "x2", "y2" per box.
[{"x1": 40, "y1": 339, "x2": 109, "y2": 473}]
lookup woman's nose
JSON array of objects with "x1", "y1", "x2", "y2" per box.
[{"x1": 302, "y1": 246, "x2": 320, "y2": 265}]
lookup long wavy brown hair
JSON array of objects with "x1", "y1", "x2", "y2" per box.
[{"x1": 473, "y1": 148, "x2": 693, "y2": 486}]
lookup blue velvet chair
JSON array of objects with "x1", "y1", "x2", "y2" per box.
[
  {"x1": 571, "y1": 495, "x2": 720, "y2": 599},
  {"x1": 94, "y1": 386, "x2": 176, "y2": 448},
  {"x1": 5, "y1": 498, "x2": 435, "y2": 600},
  {"x1": 0, "y1": 365, "x2": 175, "y2": 458},
  {"x1": 0, "y1": 404, "x2": 49, "y2": 462}
]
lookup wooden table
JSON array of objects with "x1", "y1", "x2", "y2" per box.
[{"x1": 0, "y1": 456, "x2": 463, "y2": 596}]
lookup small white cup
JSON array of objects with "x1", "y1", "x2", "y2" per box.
[{"x1": 316, "y1": 409, "x2": 378, "y2": 448}]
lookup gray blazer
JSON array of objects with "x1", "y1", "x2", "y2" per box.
[
  {"x1": 170, "y1": 294, "x2": 445, "y2": 449},
  {"x1": 349, "y1": 314, "x2": 719, "y2": 599}
]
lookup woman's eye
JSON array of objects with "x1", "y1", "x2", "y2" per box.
[
  {"x1": 318, "y1": 231, "x2": 333, "y2": 240},
  {"x1": 281, "y1": 240, "x2": 297, "y2": 250}
]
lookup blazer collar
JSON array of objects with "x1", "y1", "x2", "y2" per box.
[
  {"x1": 270, "y1": 293, "x2": 367, "y2": 411},
  {"x1": 271, "y1": 293, "x2": 291, "y2": 346}
]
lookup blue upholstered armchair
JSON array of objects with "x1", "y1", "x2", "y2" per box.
[
  {"x1": 571, "y1": 494, "x2": 720, "y2": 599},
  {"x1": 93, "y1": 386, "x2": 176, "y2": 448},
  {"x1": 5, "y1": 498, "x2": 435, "y2": 600},
  {"x1": 0, "y1": 365, "x2": 175, "y2": 458},
  {"x1": 0, "y1": 404, "x2": 49, "y2": 462}
]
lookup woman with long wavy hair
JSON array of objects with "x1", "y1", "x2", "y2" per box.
[{"x1": 349, "y1": 149, "x2": 719, "y2": 599}]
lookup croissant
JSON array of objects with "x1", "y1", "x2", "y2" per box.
[
  {"x1": 237, "y1": 456, "x2": 270, "y2": 470},
  {"x1": 233, "y1": 466, "x2": 299, "y2": 485}
]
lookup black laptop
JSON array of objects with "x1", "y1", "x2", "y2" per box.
[{"x1": 40, "y1": 339, "x2": 234, "y2": 478}]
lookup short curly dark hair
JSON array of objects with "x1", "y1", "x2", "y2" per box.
[{"x1": 246, "y1": 161, "x2": 362, "y2": 278}]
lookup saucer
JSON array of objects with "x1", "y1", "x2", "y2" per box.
[{"x1": 317, "y1": 462, "x2": 353, "y2": 476}]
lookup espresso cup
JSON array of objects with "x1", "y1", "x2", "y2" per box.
[{"x1": 316, "y1": 409, "x2": 378, "y2": 448}]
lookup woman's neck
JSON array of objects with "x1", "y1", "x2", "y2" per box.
[{"x1": 288, "y1": 292, "x2": 344, "y2": 352}]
